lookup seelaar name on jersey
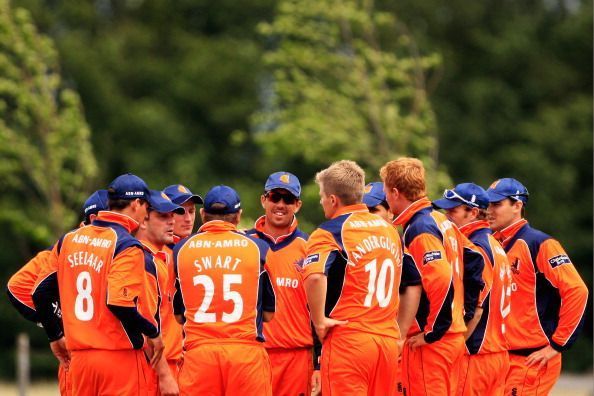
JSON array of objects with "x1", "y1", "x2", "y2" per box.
[{"x1": 67, "y1": 251, "x2": 104, "y2": 272}]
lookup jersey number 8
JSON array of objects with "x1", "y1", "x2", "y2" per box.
[{"x1": 74, "y1": 271, "x2": 94, "y2": 321}]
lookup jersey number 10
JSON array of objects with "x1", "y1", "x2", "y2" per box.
[{"x1": 364, "y1": 258, "x2": 395, "y2": 308}]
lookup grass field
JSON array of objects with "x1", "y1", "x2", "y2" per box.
[{"x1": 1, "y1": 375, "x2": 592, "y2": 395}]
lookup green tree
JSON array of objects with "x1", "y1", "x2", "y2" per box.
[
  {"x1": 0, "y1": 0, "x2": 97, "y2": 249},
  {"x1": 252, "y1": 0, "x2": 448, "y2": 192}
]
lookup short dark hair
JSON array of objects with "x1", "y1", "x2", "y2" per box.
[
  {"x1": 108, "y1": 197, "x2": 147, "y2": 211},
  {"x1": 202, "y1": 203, "x2": 240, "y2": 224}
]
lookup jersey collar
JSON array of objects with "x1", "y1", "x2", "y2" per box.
[
  {"x1": 95, "y1": 211, "x2": 139, "y2": 233},
  {"x1": 493, "y1": 219, "x2": 528, "y2": 246},
  {"x1": 459, "y1": 220, "x2": 490, "y2": 238},
  {"x1": 392, "y1": 197, "x2": 432, "y2": 226},
  {"x1": 139, "y1": 239, "x2": 168, "y2": 263},
  {"x1": 253, "y1": 215, "x2": 299, "y2": 244},
  {"x1": 332, "y1": 204, "x2": 369, "y2": 219},
  {"x1": 198, "y1": 220, "x2": 237, "y2": 233}
]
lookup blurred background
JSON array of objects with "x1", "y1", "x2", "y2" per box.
[{"x1": 0, "y1": 0, "x2": 591, "y2": 383}]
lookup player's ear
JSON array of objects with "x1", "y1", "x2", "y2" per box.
[
  {"x1": 294, "y1": 199, "x2": 302, "y2": 213},
  {"x1": 260, "y1": 194, "x2": 266, "y2": 209},
  {"x1": 199, "y1": 208, "x2": 206, "y2": 223}
]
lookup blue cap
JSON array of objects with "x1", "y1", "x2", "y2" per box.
[
  {"x1": 362, "y1": 182, "x2": 386, "y2": 208},
  {"x1": 148, "y1": 190, "x2": 185, "y2": 214},
  {"x1": 82, "y1": 189, "x2": 109, "y2": 217},
  {"x1": 433, "y1": 183, "x2": 490, "y2": 210},
  {"x1": 163, "y1": 184, "x2": 203, "y2": 205},
  {"x1": 107, "y1": 173, "x2": 150, "y2": 200},
  {"x1": 204, "y1": 185, "x2": 241, "y2": 214},
  {"x1": 264, "y1": 172, "x2": 301, "y2": 198},
  {"x1": 486, "y1": 178, "x2": 529, "y2": 204}
]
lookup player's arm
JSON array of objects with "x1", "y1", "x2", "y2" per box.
[
  {"x1": 398, "y1": 251, "x2": 422, "y2": 337},
  {"x1": 106, "y1": 247, "x2": 159, "y2": 338},
  {"x1": 302, "y1": 229, "x2": 347, "y2": 340},
  {"x1": 31, "y1": 244, "x2": 63, "y2": 341},
  {"x1": 260, "y1": 269, "x2": 275, "y2": 322},
  {"x1": 461, "y1": 234, "x2": 485, "y2": 322},
  {"x1": 407, "y1": 233, "x2": 453, "y2": 344},
  {"x1": 155, "y1": 354, "x2": 179, "y2": 396},
  {"x1": 537, "y1": 239, "x2": 589, "y2": 352},
  {"x1": 7, "y1": 249, "x2": 52, "y2": 323}
]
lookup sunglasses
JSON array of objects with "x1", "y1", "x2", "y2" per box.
[
  {"x1": 266, "y1": 192, "x2": 297, "y2": 205},
  {"x1": 443, "y1": 189, "x2": 480, "y2": 208}
]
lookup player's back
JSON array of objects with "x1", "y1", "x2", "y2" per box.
[
  {"x1": 308, "y1": 209, "x2": 403, "y2": 339},
  {"x1": 175, "y1": 221, "x2": 268, "y2": 349},
  {"x1": 57, "y1": 224, "x2": 139, "y2": 350}
]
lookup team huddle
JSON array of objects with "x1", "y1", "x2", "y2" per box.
[{"x1": 6, "y1": 157, "x2": 589, "y2": 396}]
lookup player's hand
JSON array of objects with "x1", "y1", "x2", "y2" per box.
[
  {"x1": 406, "y1": 333, "x2": 427, "y2": 350},
  {"x1": 159, "y1": 372, "x2": 180, "y2": 396},
  {"x1": 50, "y1": 337, "x2": 71, "y2": 370},
  {"x1": 525, "y1": 345, "x2": 559, "y2": 370},
  {"x1": 311, "y1": 369, "x2": 321, "y2": 396},
  {"x1": 397, "y1": 339, "x2": 405, "y2": 361},
  {"x1": 314, "y1": 317, "x2": 348, "y2": 341},
  {"x1": 147, "y1": 335, "x2": 165, "y2": 368}
]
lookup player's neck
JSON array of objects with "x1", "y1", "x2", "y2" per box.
[{"x1": 262, "y1": 221, "x2": 292, "y2": 239}]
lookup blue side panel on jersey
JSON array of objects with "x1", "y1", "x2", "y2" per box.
[
  {"x1": 244, "y1": 233, "x2": 270, "y2": 265},
  {"x1": 400, "y1": 252, "x2": 422, "y2": 292},
  {"x1": 325, "y1": 251, "x2": 346, "y2": 317},
  {"x1": 466, "y1": 294, "x2": 490, "y2": 354},
  {"x1": 319, "y1": 214, "x2": 349, "y2": 253},
  {"x1": 403, "y1": 208, "x2": 444, "y2": 247},
  {"x1": 142, "y1": 250, "x2": 158, "y2": 278},
  {"x1": 245, "y1": 228, "x2": 309, "y2": 252},
  {"x1": 469, "y1": 228, "x2": 495, "y2": 267},
  {"x1": 416, "y1": 290, "x2": 430, "y2": 331},
  {"x1": 424, "y1": 279, "x2": 455, "y2": 343}
]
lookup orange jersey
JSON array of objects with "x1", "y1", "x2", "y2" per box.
[
  {"x1": 395, "y1": 198, "x2": 482, "y2": 342},
  {"x1": 8, "y1": 249, "x2": 54, "y2": 323},
  {"x1": 460, "y1": 220, "x2": 510, "y2": 355},
  {"x1": 35, "y1": 211, "x2": 156, "y2": 350},
  {"x1": 246, "y1": 216, "x2": 313, "y2": 349},
  {"x1": 160, "y1": 243, "x2": 184, "y2": 364},
  {"x1": 140, "y1": 240, "x2": 171, "y2": 334},
  {"x1": 173, "y1": 220, "x2": 275, "y2": 350},
  {"x1": 495, "y1": 219, "x2": 588, "y2": 353},
  {"x1": 302, "y1": 204, "x2": 402, "y2": 339}
]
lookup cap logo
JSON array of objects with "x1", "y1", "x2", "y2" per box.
[
  {"x1": 161, "y1": 192, "x2": 171, "y2": 201},
  {"x1": 178, "y1": 185, "x2": 189, "y2": 193},
  {"x1": 280, "y1": 174, "x2": 290, "y2": 184},
  {"x1": 489, "y1": 180, "x2": 500, "y2": 189},
  {"x1": 364, "y1": 184, "x2": 373, "y2": 193}
]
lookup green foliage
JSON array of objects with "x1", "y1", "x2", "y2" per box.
[
  {"x1": 254, "y1": 0, "x2": 449, "y2": 192},
  {"x1": 0, "y1": 0, "x2": 97, "y2": 247}
]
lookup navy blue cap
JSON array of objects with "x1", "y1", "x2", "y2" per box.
[
  {"x1": 163, "y1": 184, "x2": 203, "y2": 205},
  {"x1": 264, "y1": 172, "x2": 301, "y2": 198},
  {"x1": 148, "y1": 190, "x2": 185, "y2": 214},
  {"x1": 82, "y1": 189, "x2": 109, "y2": 217},
  {"x1": 107, "y1": 173, "x2": 150, "y2": 200},
  {"x1": 486, "y1": 178, "x2": 529, "y2": 204},
  {"x1": 204, "y1": 185, "x2": 241, "y2": 214},
  {"x1": 362, "y1": 182, "x2": 386, "y2": 208},
  {"x1": 433, "y1": 183, "x2": 490, "y2": 210}
]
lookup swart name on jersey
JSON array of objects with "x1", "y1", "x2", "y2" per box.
[
  {"x1": 71, "y1": 234, "x2": 113, "y2": 248},
  {"x1": 186, "y1": 239, "x2": 249, "y2": 249},
  {"x1": 193, "y1": 255, "x2": 242, "y2": 272}
]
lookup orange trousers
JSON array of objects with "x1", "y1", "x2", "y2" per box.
[
  {"x1": 69, "y1": 349, "x2": 148, "y2": 396},
  {"x1": 178, "y1": 341, "x2": 272, "y2": 396},
  {"x1": 401, "y1": 332, "x2": 465, "y2": 396},
  {"x1": 321, "y1": 328, "x2": 399, "y2": 396},
  {"x1": 456, "y1": 351, "x2": 509, "y2": 396},
  {"x1": 267, "y1": 347, "x2": 313, "y2": 396},
  {"x1": 505, "y1": 352, "x2": 561, "y2": 395},
  {"x1": 58, "y1": 364, "x2": 71, "y2": 396}
]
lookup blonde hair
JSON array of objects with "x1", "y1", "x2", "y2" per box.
[
  {"x1": 380, "y1": 157, "x2": 427, "y2": 201},
  {"x1": 315, "y1": 160, "x2": 365, "y2": 205}
]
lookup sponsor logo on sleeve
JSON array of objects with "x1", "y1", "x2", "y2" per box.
[
  {"x1": 422, "y1": 251, "x2": 442, "y2": 265},
  {"x1": 303, "y1": 254, "x2": 320, "y2": 267},
  {"x1": 548, "y1": 254, "x2": 571, "y2": 269}
]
